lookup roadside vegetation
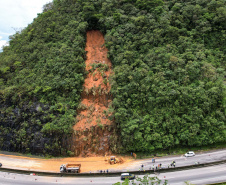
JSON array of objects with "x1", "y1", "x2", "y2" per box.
[
  {"x1": 0, "y1": 0, "x2": 225, "y2": 156},
  {"x1": 134, "y1": 142, "x2": 226, "y2": 159},
  {"x1": 113, "y1": 176, "x2": 168, "y2": 185}
]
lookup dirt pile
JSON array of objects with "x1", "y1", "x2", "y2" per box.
[{"x1": 72, "y1": 30, "x2": 115, "y2": 157}]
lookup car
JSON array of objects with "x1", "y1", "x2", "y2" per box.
[
  {"x1": 185, "y1": 151, "x2": 195, "y2": 157},
  {"x1": 0, "y1": 163, "x2": 2, "y2": 167},
  {"x1": 121, "y1": 173, "x2": 135, "y2": 180}
]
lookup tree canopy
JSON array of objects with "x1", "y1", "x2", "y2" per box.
[{"x1": 0, "y1": 0, "x2": 225, "y2": 155}]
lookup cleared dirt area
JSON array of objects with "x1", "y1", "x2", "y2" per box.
[{"x1": 0, "y1": 154, "x2": 135, "y2": 173}]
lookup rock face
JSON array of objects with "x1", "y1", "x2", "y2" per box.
[
  {"x1": 72, "y1": 30, "x2": 115, "y2": 156},
  {"x1": 0, "y1": 100, "x2": 55, "y2": 155}
]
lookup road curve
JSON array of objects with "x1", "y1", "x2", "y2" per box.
[
  {"x1": 0, "y1": 149, "x2": 226, "y2": 173},
  {"x1": 114, "y1": 149, "x2": 226, "y2": 173},
  {"x1": 0, "y1": 163, "x2": 226, "y2": 185}
]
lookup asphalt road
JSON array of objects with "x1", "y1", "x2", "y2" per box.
[
  {"x1": 0, "y1": 149, "x2": 226, "y2": 173},
  {"x1": 0, "y1": 163, "x2": 226, "y2": 185},
  {"x1": 108, "y1": 149, "x2": 226, "y2": 173}
]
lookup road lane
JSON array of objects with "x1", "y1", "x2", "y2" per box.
[
  {"x1": 1, "y1": 149, "x2": 226, "y2": 173},
  {"x1": 114, "y1": 149, "x2": 226, "y2": 172},
  {"x1": 0, "y1": 164, "x2": 226, "y2": 185}
]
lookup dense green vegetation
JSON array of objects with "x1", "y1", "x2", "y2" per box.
[
  {"x1": 104, "y1": 0, "x2": 226, "y2": 153},
  {"x1": 0, "y1": 0, "x2": 225, "y2": 156},
  {"x1": 0, "y1": 0, "x2": 87, "y2": 155},
  {"x1": 113, "y1": 176, "x2": 168, "y2": 185}
]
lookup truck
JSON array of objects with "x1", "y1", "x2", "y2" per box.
[{"x1": 60, "y1": 163, "x2": 81, "y2": 173}]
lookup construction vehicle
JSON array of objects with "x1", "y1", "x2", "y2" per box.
[
  {"x1": 108, "y1": 156, "x2": 124, "y2": 165},
  {"x1": 60, "y1": 163, "x2": 81, "y2": 173},
  {"x1": 108, "y1": 156, "x2": 117, "y2": 164}
]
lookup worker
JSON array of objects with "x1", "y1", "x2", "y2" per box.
[{"x1": 171, "y1": 161, "x2": 174, "y2": 167}]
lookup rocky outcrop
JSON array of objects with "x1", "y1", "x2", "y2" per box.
[{"x1": 0, "y1": 99, "x2": 59, "y2": 155}]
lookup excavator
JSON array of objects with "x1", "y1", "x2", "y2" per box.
[{"x1": 107, "y1": 156, "x2": 124, "y2": 165}]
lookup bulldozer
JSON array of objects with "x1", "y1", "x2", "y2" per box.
[{"x1": 107, "y1": 156, "x2": 124, "y2": 165}]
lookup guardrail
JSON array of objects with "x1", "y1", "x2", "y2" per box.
[{"x1": 0, "y1": 159, "x2": 226, "y2": 177}]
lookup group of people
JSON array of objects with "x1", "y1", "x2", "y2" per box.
[
  {"x1": 149, "y1": 160, "x2": 176, "y2": 170},
  {"x1": 171, "y1": 160, "x2": 176, "y2": 167},
  {"x1": 99, "y1": 169, "x2": 109, "y2": 173},
  {"x1": 136, "y1": 156, "x2": 178, "y2": 172},
  {"x1": 150, "y1": 163, "x2": 162, "y2": 171}
]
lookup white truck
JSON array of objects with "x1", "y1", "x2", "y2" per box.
[{"x1": 60, "y1": 163, "x2": 81, "y2": 173}]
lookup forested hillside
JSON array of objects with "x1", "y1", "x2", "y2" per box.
[{"x1": 0, "y1": 0, "x2": 225, "y2": 156}]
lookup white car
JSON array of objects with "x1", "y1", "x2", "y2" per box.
[{"x1": 185, "y1": 151, "x2": 195, "y2": 157}]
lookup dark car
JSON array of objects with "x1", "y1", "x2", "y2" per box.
[
  {"x1": 0, "y1": 163, "x2": 2, "y2": 167},
  {"x1": 121, "y1": 173, "x2": 135, "y2": 180}
]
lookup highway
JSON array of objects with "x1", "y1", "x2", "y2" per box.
[
  {"x1": 110, "y1": 149, "x2": 226, "y2": 173},
  {"x1": 0, "y1": 163, "x2": 226, "y2": 185},
  {"x1": 0, "y1": 149, "x2": 226, "y2": 185},
  {"x1": 0, "y1": 149, "x2": 226, "y2": 173}
]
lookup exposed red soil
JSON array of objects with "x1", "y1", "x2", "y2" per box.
[
  {"x1": 71, "y1": 30, "x2": 115, "y2": 157},
  {"x1": 0, "y1": 154, "x2": 135, "y2": 173},
  {"x1": 74, "y1": 30, "x2": 113, "y2": 130}
]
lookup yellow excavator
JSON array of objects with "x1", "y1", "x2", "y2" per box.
[{"x1": 107, "y1": 156, "x2": 124, "y2": 165}]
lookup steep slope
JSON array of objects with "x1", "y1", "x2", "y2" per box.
[
  {"x1": 0, "y1": 0, "x2": 225, "y2": 157},
  {"x1": 72, "y1": 30, "x2": 115, "y2": 156},
  {"x1": 0, "y1": 2, "x2": 87, "y2": 156}
]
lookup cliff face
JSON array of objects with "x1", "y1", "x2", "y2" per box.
[{"x1": 72, "y1": 30, "x2": 115, "y2": 156}]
